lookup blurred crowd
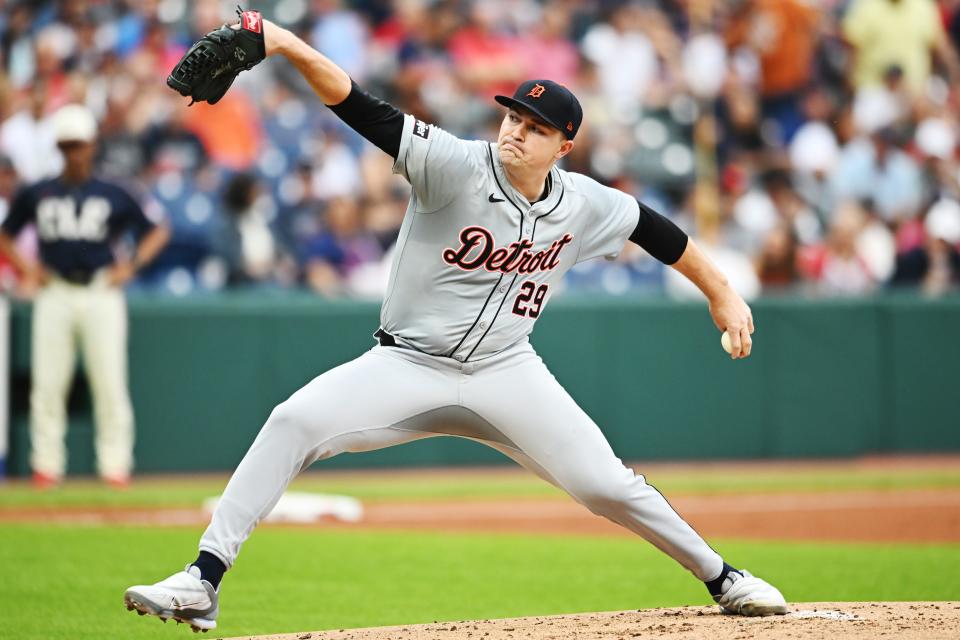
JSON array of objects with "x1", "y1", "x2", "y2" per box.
[{"x1": 2, "y1": 0, "x2": 960, "y2": 299}]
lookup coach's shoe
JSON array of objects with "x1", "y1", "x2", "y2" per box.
[
  {"x1": 32, "y1": 471, "x2": 60, "y2": 490},
  {"x1": 124, "y1": 565, "x2": 218, "y2": 632},
  {"x1": 714, "y1": 568, "x2": 788, "y2": 616},
  {"x1": 102, "y1": 474, "x2": 131, "y2": 490}
]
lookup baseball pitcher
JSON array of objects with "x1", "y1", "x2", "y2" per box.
[{"x1": 125, "y1": 10, "x2": 786, "y2": 632}]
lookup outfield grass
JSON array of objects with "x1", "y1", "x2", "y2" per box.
[
  {"x1": 2, "y1": 463, "x2": 959, "y2": 508},
  {"x1": 2, "y1": 524, "x2": 958, "y2": 640}
]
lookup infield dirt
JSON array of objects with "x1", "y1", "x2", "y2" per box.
[
  {"x1": 3, "y1": 488, "x2": 958, "y2": 542},
  {"x1": 221, "y1": 602, "x2": 959, "y2": 640}
]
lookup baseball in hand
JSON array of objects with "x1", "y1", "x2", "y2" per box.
[{"x1": 721, "y1": 331, "x2": 733, "y2": 354}]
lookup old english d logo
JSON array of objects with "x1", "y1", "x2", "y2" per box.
[{"x1": 527, "y1": 83, "x2": 546, "y2": 98}]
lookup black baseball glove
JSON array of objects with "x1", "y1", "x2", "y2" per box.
[{"x1": 166, "y1": 7, "x2": 266, "y2": 105}]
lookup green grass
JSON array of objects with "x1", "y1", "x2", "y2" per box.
[
  {"x1": 2, "y1": 464, "x2": 959, "y2": 509},
  {"x1": 2, "y1": 524, "x2": 958, "y2": 640}
]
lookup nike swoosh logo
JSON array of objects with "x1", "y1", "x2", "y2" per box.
[
  {"x1": 174, "y1": 598, "x2": 208, "y2": 608},
  {"x1": 488, "y1": 194, "x2": 505, "y2": 203}
]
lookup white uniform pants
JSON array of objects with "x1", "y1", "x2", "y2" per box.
[
  {"x1": 200, "y1": 341, "x2": 723, "y2": 582},
  {"x1": 30, "y1": 276, "x2": 134, "y2": 479}
]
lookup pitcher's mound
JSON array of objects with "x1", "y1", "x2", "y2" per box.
[{"x1": 223, "y1": 602, "x2": 958, "y2": 640}]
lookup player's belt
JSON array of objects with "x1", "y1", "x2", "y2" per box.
[
  {"x1": 58, "y1": 269, "x2": 96, "y2": 285},
  {"x1": 374, "y1": 328, "x2": 397, "y2": 347}
]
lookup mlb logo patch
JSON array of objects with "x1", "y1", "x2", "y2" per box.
[{"x1": 413, "y1": 119, "x2": 430, "y2": 139}]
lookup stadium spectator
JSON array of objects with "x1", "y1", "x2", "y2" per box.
[
  {"x1": 799, "y1": 202, "x2": 876, "y2": 295},
  {"x1": 733, "y1": 169, "x2": 822, "y2": 253},
  {"x1": 0, "y1": 153, "x2": 16, "y2": 220},
  {"x1": 182, "y1": 92, "x2": 263, "y2": 170},
  {"x1": 303, "y1": 196, "x2": 383, "y2": 298},
  {"x1": 755, "y1": 223, "x2": 801, "y2": 292},
  {"x1": 830, "y1": 126, "x2": 925, "y2": 223},
  {"x1": 915, "y1": 116, "x2": 959, "y2": 201},
  {"x1": 892, "y1": 198, "x2": 960, "y2": 294},
  {"x1": 0, "y1": 0, "x2": 957, "y2": 299},
  {"x1": 790, "y1": 94, "x2": 842, "y2": 221},
  {"x1": 725, "y1": 0, "x2": 821, "y2": 144},
  {"x1": 309, "y1": 129, "x2": 363, "y2": 200},
  {"x1": 516, "y1": 1, "x2": 579, "y2": 88},
  {"x1": 581, "y1": 2, "x2": 660, "y2": 123},
  {"x1": 1, "y1": 2, "x2": 37, "y2": 88},
  {"x1": 212, "y1": 172, "x2": 294, "y2": 287},
  {"x1": 843, "y1": 0, "x2": 960, "y2": 95},
  {"x1": 141, "y1": 102, "x2": 208, "y2": 175},
  {"x1": 310, "y1": 0, "x2": 371, "y2": 83},
  {"x1": 0, "y1": 80, "x2": 61, "y2": 181},
  {"x1": 856, "y1": 198, "x2": 897, "y2": 283},
  {"x1": 447, "y1": 0, "x2": 525, "y2": 100}
]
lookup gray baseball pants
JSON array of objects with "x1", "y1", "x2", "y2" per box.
[{"x1": 199, "y1": 340, "x2": 724, "y2": 582}]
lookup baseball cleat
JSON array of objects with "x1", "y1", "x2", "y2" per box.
[
  {"x1": 124, "y1": 565, "x2": 218, "y2": 632},
  {"x1": 32, "y1": 471, "x2": 60, "y2": 490},
  {"x1": 103, "y1": 474, "x2": 131, "y2": 489},
  {"x1": 714, "y1": 568, "x2": 788, "y2": 616}
]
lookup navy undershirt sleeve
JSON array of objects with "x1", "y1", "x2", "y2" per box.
[
  {"x1": 628, "y1": 200, "x2": 688, "y2": 265},
  {"x1": 327, "y1": 80, "x2": 404, "y2": 159}
]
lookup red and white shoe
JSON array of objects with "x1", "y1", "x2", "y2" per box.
[
  {"x1": 103, "y1": 474, "x2": 131, "y2": 490},
  {"x1": 32, "y1": 471, "x2": 60, "y2": 490}
]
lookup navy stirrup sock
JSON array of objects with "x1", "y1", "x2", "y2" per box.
[
  {"x1": 192, "y1": 551, "x2": 226, "y2": 590},
  {"x1": 705, "y1": 562, "x2": 739, "y2": 600}
]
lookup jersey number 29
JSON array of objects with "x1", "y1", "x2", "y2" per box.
[{"x1": 512, "y1": 281, "x2": 548, "y2": 318}]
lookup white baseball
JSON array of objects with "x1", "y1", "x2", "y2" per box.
[{"x1": 721, "y1": 331, "x2": 733, "y2": 354}]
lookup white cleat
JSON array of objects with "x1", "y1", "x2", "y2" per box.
[
  {"x1": 124, "y1": 565, "x2": 218, "y2": 632},
  {"x1": 715, "y1": 569, "x2": 788, "y2": 617}
]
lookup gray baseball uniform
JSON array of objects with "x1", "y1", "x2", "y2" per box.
[{"x1": 199, "y1": 114, "x2": 723, "y2": 583}]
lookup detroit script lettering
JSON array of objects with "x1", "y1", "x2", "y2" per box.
[{"x1": 442, "y1": 226, "x2": 574, "y2": 274}]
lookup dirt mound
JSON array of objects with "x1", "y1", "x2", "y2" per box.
[{"x1": 222, "y1": 602, "x2": 958, "y2": 640}]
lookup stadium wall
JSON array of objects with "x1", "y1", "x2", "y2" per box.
[{"x1": 4, "y1": 294, "x2": 959, "y2": 475}]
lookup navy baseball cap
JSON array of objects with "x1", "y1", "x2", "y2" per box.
[{"x1": 495, "y1": 79, "x2": 583, "y2": 140}]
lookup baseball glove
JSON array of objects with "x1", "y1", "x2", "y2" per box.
[{"x1": 166, "y1": 7, "x2": 266, "y2": 105}]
